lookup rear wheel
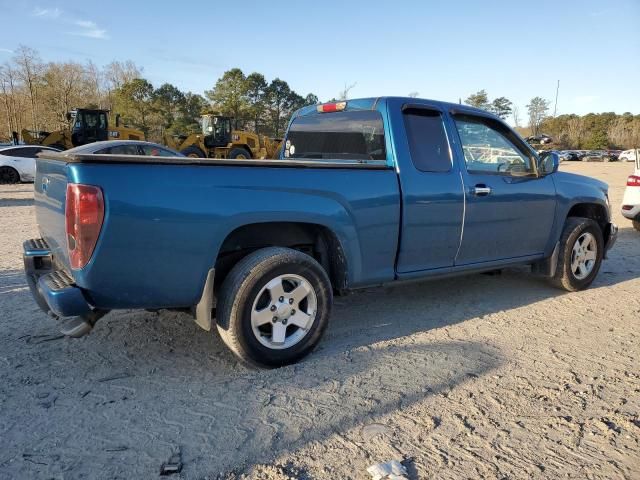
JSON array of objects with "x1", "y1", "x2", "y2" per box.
[
  {"x1": 0, "y1": 166, "x2": 20, "y2": 184},
  {"x1": 180, "y1": 145, "x2": 206, "y2": 158},
  {"x1": 228, "y1": 147, "x2": 251, "y2": 160},
  {"x1": 216, "y1": 247, "x2": 332, "y2": 368},
  {"x1": 548, "y1": 217, "x2": 604, "y2": 291}
]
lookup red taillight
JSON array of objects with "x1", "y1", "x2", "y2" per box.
[
  {"x1": 65, "y1": 184, "x2": 104, "y2": 269},
  {"x1": 627, "y1": 175, "x2": 640, "y2": 187},
  {"x1": 316, "y1": 101, "x2": 347, "y2": 113}
]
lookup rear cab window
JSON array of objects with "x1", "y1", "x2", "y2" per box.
[
  {"x1": 402, "y1": 108, "x2": 452, "y2": 172},
  {"x1": 284, "y1": 110, "x2": 386, "y2": 162}
]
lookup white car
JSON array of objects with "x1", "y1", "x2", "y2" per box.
[
  {"x1": 0, "y1": 145, "x2": 62, "y2": 184},
  {"x1": 621, "y1": 157, "x2": 640, "y2": 231},
  {"x1": 619, "y1": 149, "x2": 638, "y2": 162}
]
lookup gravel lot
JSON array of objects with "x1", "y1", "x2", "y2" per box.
[{"x1": 0, "y1": 162, "x2": 638, "y2": 479}]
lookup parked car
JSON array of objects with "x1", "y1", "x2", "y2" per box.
[
  {"x1": 0, "y1": 145, "x2": 62, "y2": 184},
  {"x1": 582, "y1": 151, "x2": 616, "y2": 162},
  {"x1": 563, "y1": 151, "x2": 581, "y2": 161},
  {"x1": 621, "y1": 157, "x2": 640, "y2": 231},
  {"x1": 526, "y1": 134, "x2": 553, "y2": 145},
  {"x1": 619, "y1": 149, "x2": 638, "y2": 162},
  {"x1": 24, "y1": 97, "x2": 617, "y2": 367},
  {"x1": 606, "y1": 150, "x2": 622, "y2": 161},
  {"x1": 65, "y1": 140, "x2": 184, "y2": 157}
]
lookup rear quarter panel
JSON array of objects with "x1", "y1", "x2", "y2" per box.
[{"x1": 69, "y1": 163, "x2": 400, "y2": 309}]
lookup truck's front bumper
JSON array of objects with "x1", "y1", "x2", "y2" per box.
[{"x1": 23, "y1": 239, "x2": 92, "y2": 318}]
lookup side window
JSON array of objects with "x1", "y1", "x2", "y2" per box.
[
  {"x1": 12, "y1": 147, "x2": 40, "y2": 158},
  {"x1": 403, "y1": 109, "x2": 451, "y2": 172},
  {"x1": 140, "y1": 145, "x2": 177, "y2": 157},
  {"x1": 109, "y1": 145, "x2": 141, "y2": 155},
  {"x1": 0, "y1": 148, "x2": 18, "y2": 157},
  {"x1": 453, "y1": 115, "x2": 534, "y2": 176}
]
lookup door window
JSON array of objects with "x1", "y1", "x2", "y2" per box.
[
  {"x1": 453, "y1": 115, "x2": 535, "y2": 176},
  {"x1": 403, "y1": 109, "x2": 451, "y2": 172}
]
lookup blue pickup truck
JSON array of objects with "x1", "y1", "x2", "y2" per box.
[{"x1": 25, "y1": 97, "x2": 617, "y2": 367}]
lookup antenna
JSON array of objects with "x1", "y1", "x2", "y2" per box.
[{"x1": 553, "y1": 80, "x2": 560, "y2": 117}]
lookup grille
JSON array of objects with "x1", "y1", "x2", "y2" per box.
[{"x1": 42, "y1": 270, "x2": 75, "y2": 291}]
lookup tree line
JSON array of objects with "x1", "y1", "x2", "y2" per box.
[
  {"x1": 464, "y1": 89, "x2": 640, "y2": 150},
  {"x1": 1, "y1": 46, "x2": 637, "y2": 150},
  {"x1": 0, "y1": 46, "x2": 317, "y2": 144}
]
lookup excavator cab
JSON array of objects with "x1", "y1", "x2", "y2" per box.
[
  {"x1": 202, "y1": 115, "x2": 232, "y2": 149},
  {"x1": 68, "y1": 109, "x2": 109, "y2": 146}
]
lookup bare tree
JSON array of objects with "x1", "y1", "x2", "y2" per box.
[
  {"x1": 0, "y1": 64, "x2": 22, "y2": 139},
  {"x1": 41, "y1": 62, "x2": 85, "y2": 128},
  {"x1": 512, "y1": 105, "x2": 521, "y2": 127},
  {"x1": 526, "y1": 97, "x2": 549, "y2": 136},
  {"x1": 338, "y1": 82, "x2": 357, "y2": 101},
  {"x1": 566, "y1": 117, "x2": 586, "y2": 148},
  {"x1": 13, "y1": 45, "x2": 43, "y2": 132}
]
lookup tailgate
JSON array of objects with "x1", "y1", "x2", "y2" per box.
[{"x1": 34, "y1": 157, "x2": 71, "y2": 271}]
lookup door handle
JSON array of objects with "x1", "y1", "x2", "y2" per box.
[{"x1": 473, "y1": 185, "x2": 492, "y2": 196}]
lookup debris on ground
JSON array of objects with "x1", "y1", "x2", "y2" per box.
[
  {"x1": 160, "y1": 449, "x2": 182, "y2": 476},
  {"x1": 366, "y1": 459, "x2": 408, "y2": 480}
]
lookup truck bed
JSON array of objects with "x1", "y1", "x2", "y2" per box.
[{"x1": 34, "y1": 152, "x2": 400, "y2": 310}]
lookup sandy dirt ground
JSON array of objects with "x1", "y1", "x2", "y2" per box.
[{"x1": 0, "y1": 162, "x2": 638, "y2": 480}]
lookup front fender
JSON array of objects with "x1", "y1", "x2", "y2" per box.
[{"x1": 549, "y1": 171, "x2": 610, "y2": 244}]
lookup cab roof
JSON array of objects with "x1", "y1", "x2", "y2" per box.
[{"x1": 294, "y1": 96, "x2": 499, "y2": 119}]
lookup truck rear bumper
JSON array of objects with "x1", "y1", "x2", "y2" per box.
[{"x1": 23, "y1": 239, "x2": 92, "y2": 318}]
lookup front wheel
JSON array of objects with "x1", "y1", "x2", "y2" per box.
[
  {"x1": 228, "y1": 147, "x2": 251, "y2": 160},
  {"x1": 0, "y1": 166, "x2": 20, "y2": 184},
  {"x1": 216, "y1": 247, "x2": 332, "y2": 368},
  {"x1": 180, "y1": 145, "x2": 205, "y2": 158},
  {"x1": 548, "y1": 217, "x2": 604, "y2": 291}
]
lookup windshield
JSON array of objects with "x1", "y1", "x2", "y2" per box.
[
  {"x1": 202, "y1": 116, "x2": 229, "y2": 137},
  {"x1": 284, "y1": 110, "x2": 386, "y2": 161}
]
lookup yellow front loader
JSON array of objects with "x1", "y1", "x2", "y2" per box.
[
  {"x1": 19, "y1": 109, "x2": 144, "y2": 150},
  {"x1": 165, "y1": 114, "x2": 282, "y2": 159}
]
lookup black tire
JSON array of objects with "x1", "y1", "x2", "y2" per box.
[
  {"x1": 180, "y1": 145, "x2": 206, "y2": 158},
  {"x1": 633, "y1": 220, "x2": 640, "y2": 232},
  {"x1": 228, "y1": 147, "x2": 251, "y2": 160},
  {"x1": 0, "y1": 166, "x2": 20, "y2": 184},
  {"x1": 548, "y1": 217, "x2": 604, "y2": 292},
  {"x1": 216, "y1": 247, "x2": 332, "y2": 368}
]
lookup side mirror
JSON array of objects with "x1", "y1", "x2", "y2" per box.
[{"x1": 538, "y1": 151, "x2": 559, "y2": 175}]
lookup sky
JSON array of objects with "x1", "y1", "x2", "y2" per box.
[{"x1": 2, "y1": 0, "x2": 639, "y2": 120}]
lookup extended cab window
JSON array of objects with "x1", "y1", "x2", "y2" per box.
[
  {"x1": 453, "y1": 115, "x2": 535, "y2": 176},
  {"x1": 403, "y1": 109, "x2": 451, "y2": 172},
  {"x1": 284, "y1": 110, "x2": 386, "y2": 161}
]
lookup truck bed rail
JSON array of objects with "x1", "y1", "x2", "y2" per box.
[{"x1": 37, "y1": 152, "x2": 391, "y2": 169}]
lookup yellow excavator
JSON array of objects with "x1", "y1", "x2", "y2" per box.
[
  {"x1": 164, "y1": 114, "x2": 282, "y2": 159},
  {"x1": 18, "y1": 108, "x2": 144, "y2": 150}
]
